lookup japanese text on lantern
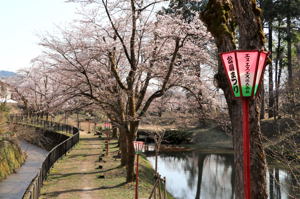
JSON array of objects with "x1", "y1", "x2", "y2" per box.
[
  {"x1": 244, "y1": 53, "x2": 251, "y2": 95},
  {"x1": 226, "y1": 55, "x2": 241, "y2": 97},
  {"x1": 236, "y1": 51, "x2": 259, "y2": 97},
  {"x1": 220, "y1": 50, "x2": 269, "y2": 98}
]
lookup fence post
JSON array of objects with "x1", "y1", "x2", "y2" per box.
[{"x1": 158, "y1": 175, "x2": 162, "y2": 199}]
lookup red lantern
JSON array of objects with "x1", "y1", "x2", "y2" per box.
[
  {"x1": 220, "y1": 50, "x2": 269, "y2": 98},
  {"x1": 133, "y1": 141, "x2": 144, "y2": 199},
  {"x1": 133, "y1": 141, "x2": 144, "y2": 154},
  {"x1": 220, "y1": 50, "x2": 269, "y2": 199}
]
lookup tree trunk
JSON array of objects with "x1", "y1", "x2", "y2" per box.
[
  {"x1": 125, "y1": 127, "x2": 136, "y2": 182},
  {"x1": 201, "y1": 0, "x2": 241, "y2": 196},
  {"x1": 274, "y1": 25, "x2": 282, "y2": 119},
  {"x1": 287, "y1": 0, "x2": 292, "y2": 89},
  {"x1": 268, "y1": 20, "x2": 274, "y2": 118},
  {"x1": 202, "y1": 0, "x2": 268, "y2": 198},
  {"x1": 276, "y1": 60, "x2": 283, "y2": 116},
  {"x1": 125, "y1": 120, "x2": 139, "y2": 182},
  {"x1": 286, "y1": 0, "x2": 294, "y2": 116},
  {"x1": 260, "y1": 83, "x2": 265, "y2": 119},
  {"x1": 119, "y1": 126, "x2": 128, "y2": 166},
  {"x1": 249, "y1": 98, "x2": 268, "y2": 198},
  {"x1": 233, "y1": 0, "x2": 268, "y2": 197},
  {"x1": 296, "y1": 41, "x2": 300, "y2": 65}
]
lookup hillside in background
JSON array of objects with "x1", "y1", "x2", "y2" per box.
[{"x1": 0, "y1": 70, "x2": 16, "y2": 78}]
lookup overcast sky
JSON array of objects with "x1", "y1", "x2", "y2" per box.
[{"x1": 0, "y1": 0, "x2": 79, "y2": 72}]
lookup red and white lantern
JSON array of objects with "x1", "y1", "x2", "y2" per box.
[
  {"x1": 220, "y1": 50, "x2": 269, "y2": 98},
  {"x1": 220, "y1": 49, "x2": 269, "y2": 199},
  {"x1": 133, "y1": 141, "x2": 144, "y2": 154}
]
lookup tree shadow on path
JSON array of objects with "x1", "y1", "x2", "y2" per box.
[
  {"x1": 42, "y1": 182, "x2": 127, "y2": 198},
  {"x1": 48, "y1": 165, "x2": 122, "y2": 180}
]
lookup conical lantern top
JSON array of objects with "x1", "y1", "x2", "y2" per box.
[{"x1": 220, "y1": 50, "x2": 269, "y2": 98}]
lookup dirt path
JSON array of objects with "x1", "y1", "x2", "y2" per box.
[
  {"x1": 39, "y1": 131, "x2": 166, "y2": 199},
  {"x1": 40, "y1": 131, "x2": 103, "y2": 199},
  {"x1": 0, "y1": 140, "x2": 48, "y2": 199}
]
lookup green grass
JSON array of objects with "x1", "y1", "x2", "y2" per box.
[{"x1": 186, "y1": 124, "x2": 232, "y2": 148}]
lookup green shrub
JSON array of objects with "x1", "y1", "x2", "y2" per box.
[{"x1": 163, "y1": 130, "x2": 194, "y2": 144}]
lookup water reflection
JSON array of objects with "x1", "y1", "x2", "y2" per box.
[
  {"x1": 267, "y1": 168, "x2": 300, "y2": 199},
  {"x1": 147, "y1": 151, "x2": 299, "y2": 199},
  {"x1": 147, "y1": 152, "x2": 234, "y2": 199},
  {"x1": 200, "y1": 155, "x2": 233, "y2": 199}
]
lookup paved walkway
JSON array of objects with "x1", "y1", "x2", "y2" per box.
[{"x1": 0, "y1": 140, "x2": 48, "y2": 199}]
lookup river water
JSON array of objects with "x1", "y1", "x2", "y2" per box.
[{"x1": 147, "y1": 151, "x2": 299, "y2": 199}]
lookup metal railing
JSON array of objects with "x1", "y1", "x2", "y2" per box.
[
  {"x1": 8, "y1": 114, "x2": 80, "y2": 199},
  {"x1": 9, "y1": 114, "x2": 77, "y2": 135}
]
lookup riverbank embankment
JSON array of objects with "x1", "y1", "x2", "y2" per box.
[{"x1": 0, "y1": 140, "x2": 48, "y2": 199}]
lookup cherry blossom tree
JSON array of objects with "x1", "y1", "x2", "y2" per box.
[
  {"x1": 38, "y1": 0, "x2": 214, "y2": 182},
  {"x1": 11, "y1": 64, "x2": 60, "y2": 114}
]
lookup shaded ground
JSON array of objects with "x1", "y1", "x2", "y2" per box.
[
  {"x1": 0, "y1": 140, "x2": 48, "y2": 199},
  {"x1": 40, "y1": 132, "x2": 170, "y2": 199}
]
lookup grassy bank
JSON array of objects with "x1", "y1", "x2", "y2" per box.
[
  {"x1": 0, "y1": 103, "x2": 26, "y2": 181},
  {"x1": 0, "y1": 138, "x2": 26, "y2": 181},
  {"x1": 40, "y1": 132, "x2": 174, "y2": 199},
  {"x1": 139, "y1": 120, "x2": 233, "y2": 149}
]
